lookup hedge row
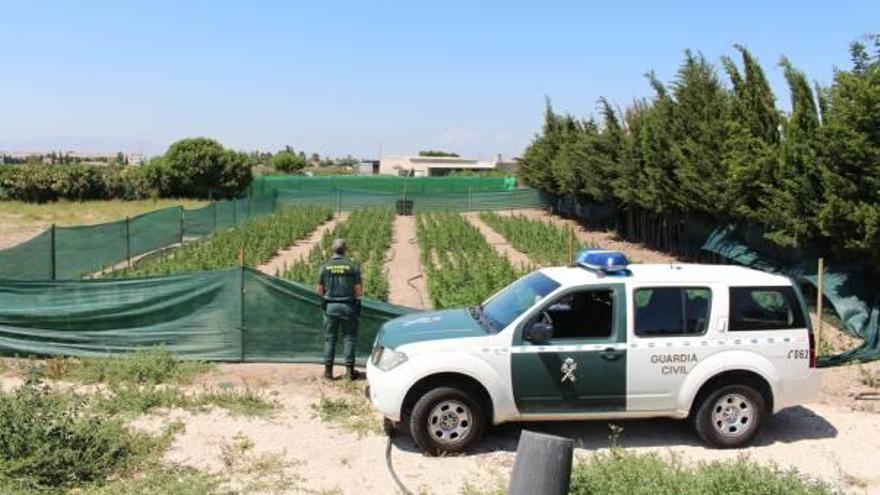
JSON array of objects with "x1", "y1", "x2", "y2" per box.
[{"x1": 0, "y1": 138, "x2": 253, "y2": 202}]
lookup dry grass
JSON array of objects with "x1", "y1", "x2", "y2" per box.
[{"x1": 0, "y1": 199, "x2": 207, "y2": 249}]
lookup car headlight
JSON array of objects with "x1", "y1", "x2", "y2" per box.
[{"x1": 373, "y1": 346, "x2": 408, "y2": 371}]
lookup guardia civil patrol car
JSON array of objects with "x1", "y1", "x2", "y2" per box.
[{"x1": 366, "y1": 250, "x2": 819, "y2": 455}]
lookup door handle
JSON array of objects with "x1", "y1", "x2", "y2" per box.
[{"x1": 600, "y1": 347, "x2": 622, "y2": 361}]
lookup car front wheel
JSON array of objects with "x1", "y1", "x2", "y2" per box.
[
  {"x1": 694, "y1": 384, "x2": 766, "y2": 448},
  {"x1": 408, "y1": 386, "x2": 486, "y2": 455}
]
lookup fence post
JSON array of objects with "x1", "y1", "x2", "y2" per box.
[
  {"x1": 233, "y1": 199, "x2": 238, "y2": 225},
  {"x1": 239, "y1": 246, "x2": 246, "y2": 363},
  {"x1": 816, "y1": 257, "x2": 825, "y2": 355},
  {"x1": 568, "y1": 226, "x2": 574, "y2": 265},
  {"x1": 125, "y1": 216, "x2": 132, "y2": 269},
  {"x1": 336, "y1": 190, "x2": 341, "y2": 214},
  {"x1": 50, "y1": 223, "x2": 57, "y2": 280},
  {"x1": 248, "y1": 193, "x2": 253, "y2": 219},
  {"x1": 212, "y1": 201, "x2": 218, "y2": 232},
  {"x1": 179, "y1": 207, "x2": 185, "y2": 244},
  {"x1": 468, "y1": 187, "x2": 473, "y2": 211}
]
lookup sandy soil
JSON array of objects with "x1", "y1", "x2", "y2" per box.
[
  {"x1": 257, "y1": 213, "x2": 348, "y2": 276},
  {"x1": 385, "y1": 215, "x2": 429, "y2": 309},
  {"x1": 0, "y1": 219, "x2": 42, "y2": 250},
  {"x1": 462, "y1": 212, "x2": 532, "y2": 269},
  {"x1": 501, "y1": 208, "x2": 678, "y2": 264},
  {"x1": 2, "y1": 358, "x2": 878, "y2": 494},
  {"x1": 138, "y1": 363, "x2": 880, "y2": 494}
]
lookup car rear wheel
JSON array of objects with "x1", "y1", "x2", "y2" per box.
[
  {"x1": 694, "y1": 384, "x2": 765, "y2": 448},
  {"x1": 408, "y1": 386, "x2": 486, "y2": 455}
]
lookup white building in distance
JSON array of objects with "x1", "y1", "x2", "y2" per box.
[{"x1": 378, "y1": 154, "x2": 517, "y2": 176}]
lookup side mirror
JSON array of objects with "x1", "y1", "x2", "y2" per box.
[{"x1": 524, "y1": 321, "x2": 554, "y2": 342}]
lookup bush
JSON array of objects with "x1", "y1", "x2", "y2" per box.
[
  {"x1": 569, "y1": 450, "x2": 835, "y2": 495},
  {"x1": 0, "y1": 377, "x2": 157, "y2": 490},
  {"x1": 270, "y1": 151, "x2": 308, "y2": 174},
  {"x1": 160, "y1": 138, "x2": 252, "y2": 199}
]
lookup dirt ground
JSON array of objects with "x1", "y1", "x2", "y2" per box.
[
  {"x1": 138, "y1": 362, "x2": 880, "y2": 495},
  {"x1": 385, "y1": 215, "x2": 429, "y2": 309}
]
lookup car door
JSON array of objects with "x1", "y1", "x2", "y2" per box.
[{"x1": 510, "y1": 284, "x2": 627, "y2": 414}]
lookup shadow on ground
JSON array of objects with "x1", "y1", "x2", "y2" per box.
[{"x1": 391, "y1": 405, "x2": 837, "y2": 454}]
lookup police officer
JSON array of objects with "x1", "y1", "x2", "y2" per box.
[{"x1": 316, "y1": 238, "x2": 363, "y2": 380}]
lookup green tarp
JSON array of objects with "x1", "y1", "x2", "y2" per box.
[
  {"x1": 0, "y1": 267, "x2": 414, "y2": 364},
  {"x1": 703, "y1": 225, "x2": 880, "y2": 366}
]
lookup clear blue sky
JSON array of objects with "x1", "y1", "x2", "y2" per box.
[{"x1": 1, "y1": 1, "x2": 876, "y2": 158}]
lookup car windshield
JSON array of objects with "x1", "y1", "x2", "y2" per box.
[{"x1": 479, "y1": 271, "x2": 560, "y2": 332}]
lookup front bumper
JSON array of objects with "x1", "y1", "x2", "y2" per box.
[{"x1": 366, "y1": 359, "x2": 409, "y2": 422}]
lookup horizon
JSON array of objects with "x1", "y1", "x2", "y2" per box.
[{"x1": 1, "y1": 1, "x2": 877, "y2": 158}]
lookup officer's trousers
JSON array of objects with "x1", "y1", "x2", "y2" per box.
[{"x1": 323, "y1": 314, "x2": 358, "y2": 366}]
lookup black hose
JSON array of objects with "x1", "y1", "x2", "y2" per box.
[{"x1": 385, "y1": 435, "x2": 415, "y2": 495}]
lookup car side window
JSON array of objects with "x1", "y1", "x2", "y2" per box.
[
  {"x1": 532, "y1": 288, "x2": 615, "y2": 340},
  {"x1": 634, "y1": 287, "x2": 711, "y2": 337},
  {"x1": 729, "y1": 286, "x2": 806, "y2": 331}
]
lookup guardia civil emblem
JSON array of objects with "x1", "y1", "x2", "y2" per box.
[{"x1": 561, "y1": 357, "x2": 577, "y2": 383}]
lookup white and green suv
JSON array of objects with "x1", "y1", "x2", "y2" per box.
[{"x1": 366, "y1": 250, "x2": 819, "y2": 455}]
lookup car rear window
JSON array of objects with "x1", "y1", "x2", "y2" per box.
[
  {"x1": 634, "y1": 287, "x2": 712, "y2": 337},
  {"x1": 729, "y1": 286, "x2": 806, "y2": 331}
]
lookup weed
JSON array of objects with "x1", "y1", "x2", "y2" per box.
[
  {"x1": 219, "y1": 433, "x2": 301, "y2": 493},
  {"x1": 78, "y1": 465, "x2": 223, "y2": 495},
  {"x1": 199, "y1": 387, "x2": 278, "y2": 417},
  {"x1": 312, "y1": 382, "x2": 381, "y2": 436},
  {"x1": 71, "y1": 348, "x2": 212, "y2": 386},
  {"x1": 859, "y1": 365, "x2": 880, "y2": 388},
  {"x1": 0, "y1": 377, "x2": 163, "y2": 491},
  {"x1": 569, "y1": 451, "x2": 835, "y2": 495}
]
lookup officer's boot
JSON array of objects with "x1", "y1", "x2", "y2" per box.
[
  {"x1": 323, "y1": 365, "x2": 333, "y2": 380},
  {"x1": 346, "y1": 365, "x2": 362, "y2": 381}
]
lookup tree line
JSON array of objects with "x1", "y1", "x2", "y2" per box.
[
  {"x1": 517, "y1": 36, "x2": 880, "y2": 267},
  {"x1": 0, "y1": 138, "x2": 252, "y2": 202}
]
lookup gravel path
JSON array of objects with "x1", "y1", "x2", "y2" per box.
[
  {"x1": 256, "y1": 213, "x2": 348, "y2": 276},
  {"x1": 462, "y1": 212, "x2": 532, "y2": 269},
  {"x1": 385, "y1": 215, "x2": 429, "y2": 310}
]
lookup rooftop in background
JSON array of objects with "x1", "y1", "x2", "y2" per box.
[{"x1": 379, "y1": 154, "x2": 517, "y2": 177}]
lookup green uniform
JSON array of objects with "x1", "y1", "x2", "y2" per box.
[{"x1": 318, "y1": 255, "x2": 361, "y2": 366}]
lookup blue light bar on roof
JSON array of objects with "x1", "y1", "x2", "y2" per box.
[{"x1": 575, "y1": 250, "x2": 630, "y2": 276}]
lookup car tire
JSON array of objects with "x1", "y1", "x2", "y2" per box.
[
  {"x1": 408, "y1": 386, "x2": 486, "y2": 456},
  {"x1": 694, "y1": 383, "x2": 766, "y2": 448}
]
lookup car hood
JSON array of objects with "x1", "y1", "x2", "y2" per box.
[{"x1": 376, "y1": 308, "x2": 486, "y2": 350}]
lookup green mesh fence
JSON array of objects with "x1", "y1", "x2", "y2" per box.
[
  {"x1": 0, "y1": 229, "x2": 53, "y2": 279},
  {"x1": 275, "y1": 188, "x2": 542, "y2": 212},
  {"x1": 54, "y1": 220, "x2": 128, "y2": 279},
  {"x1": 0, "y1": 196, "x2": 280, "y2": 280},
  {"x1": 0, "y1": 268, "x2": 414, "y2": 363},
  {"x1": 131, "y1": 206, "x2": 184, "y2": 257},
  {"x1": 252, "y1": 175, "x2": 515, "y2": 197}
]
